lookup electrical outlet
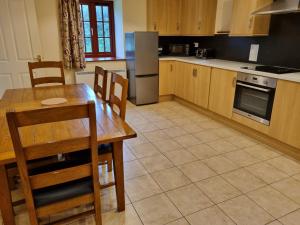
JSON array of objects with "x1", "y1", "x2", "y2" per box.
[
  {"x1": 249, "y1": 44, "x2": 259, "y2": 62},
  {"x1": 194, "y1": 42, "x2": 199, "y2": 48}
]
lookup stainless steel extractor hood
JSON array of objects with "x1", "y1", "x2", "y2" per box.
[{"x1": 253, "y1": 0, "x2": 300, "y2": 15}]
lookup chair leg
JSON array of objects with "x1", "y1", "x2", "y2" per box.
[{"x1": 107, "y1": 160, "x2": 112, "y2": 172}]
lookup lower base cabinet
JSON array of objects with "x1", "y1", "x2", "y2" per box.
[
  {"x1": 208, "y1": 68, "x2": 237, "y2": 118},
  {"x1": 270, "y1": 80, "x2": 300, "y2": 149},
  {"x1": 159, "y1": 61, "x2": 175, "y2": 96}
]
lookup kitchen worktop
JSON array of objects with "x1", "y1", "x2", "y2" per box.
[{"x1": 160, "y1": 57, "x2": 300, "y2": 83}]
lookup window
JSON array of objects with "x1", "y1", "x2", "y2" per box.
[{"x1": 80, "y1": 0, "x2": 116, "y2": 58}]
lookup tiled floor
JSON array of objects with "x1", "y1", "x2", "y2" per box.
[{"x1": 3, "y1": 100, "x2": 300, "y2": 225}]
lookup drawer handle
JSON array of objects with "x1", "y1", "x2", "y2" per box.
[{"x1": 232, "y1": 77, "x2": 237, "y2": 87}]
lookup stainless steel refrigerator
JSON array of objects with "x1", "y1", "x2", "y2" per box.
[{"x1": 125, "y1": 32, "x2": 159, "y2": 105}]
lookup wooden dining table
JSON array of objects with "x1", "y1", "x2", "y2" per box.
[{"x1": 0, "y1": 84, "x2": 137, "y2": 225}]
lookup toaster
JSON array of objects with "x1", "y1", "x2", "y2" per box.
[{"x1": 196, "y1": 48, "x2": 215, "y2": 59}]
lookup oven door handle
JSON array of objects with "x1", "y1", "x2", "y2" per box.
[{"x1": 236, "y1": 82, "x2": 272, "y2": 93}]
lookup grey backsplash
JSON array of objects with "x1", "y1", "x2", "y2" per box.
[{"x1": 159, "y1": 13, "x2": 300, "y2": 69}]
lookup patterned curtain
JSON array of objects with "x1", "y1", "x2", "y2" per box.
[{"x1": 60, "y1": 0, "x2": 86, "y2": 69}]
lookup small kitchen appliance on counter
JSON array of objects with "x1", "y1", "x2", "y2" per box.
[
  {"x1": 195, "y1": 48, "x2": 215, "y2": 59},
  {"x1": 168, "y1": 44, "x2": 190, "y2": 56}
]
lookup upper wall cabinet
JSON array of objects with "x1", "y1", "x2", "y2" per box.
[
  {"x1": 230, "y1": 0, "x2": 272, "y2": 36},
  {"x1": 181, "y1": 0, "x2": 217, "y2": 36},
  {"x1": 147, "y1": 0, "x2": 182, "y2": 36}
]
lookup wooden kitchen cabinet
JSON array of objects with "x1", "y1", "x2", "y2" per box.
[
  {"x1": 174, "y1": 62, "x2": 185, "y2": 99},
  {"x1": 208, "y1": 68, "x2": 237, "y2": 118},
  {"x1": 270, "y1": 80, "x2": 300, "y2": 149},
  {"x1": 159, "y1": 61, "x2": 175, "y2": 96},
  {"x1": 194, "y1": 65, "x2": 211, "y2": 108},
  {"x1": 181, "y1": 0, "x2": 217, "y2": 36},
  {"x1": 147, "y1": 0, "x2": 181, "y2": 35},
  {"x1": 147, "y1": 0, "x2": 167, "y2": 34},
  {"x1": 230, "y1": 0, "x2": 272, "y2": 36}
]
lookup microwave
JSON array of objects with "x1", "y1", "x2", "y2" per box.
[{"x1": 169, "y1": 44, "x2": 189, "y2": 56}]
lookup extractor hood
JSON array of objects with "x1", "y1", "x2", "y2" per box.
[{"x1": 253, "y1": 0, "x2": 300, "y2": 15}]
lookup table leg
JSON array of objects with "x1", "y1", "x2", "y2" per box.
[
  {"x1": 0, "y1": 165, "x2": 16, "y2": 225},
  {"x1": 112, "y1": 141, "x2": 125, "y2": 212}
]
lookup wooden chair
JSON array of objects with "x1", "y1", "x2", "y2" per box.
[
  {"x1": 28, "y1": 61, "x2": 65, "y2": 87},
  {"x1": 6, "y1": 102, "x2": 102, "y2": 225},
  {"x1": 99, "y1": 73, "x2": 128, "y2": 173},
  {"x1": 94, "y1": 66, "x2": 108, "y2": 101}
]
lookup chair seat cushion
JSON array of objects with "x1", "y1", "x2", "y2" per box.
[{"x1": 33, "y1": 178, "x2": 92, "y2": 207}]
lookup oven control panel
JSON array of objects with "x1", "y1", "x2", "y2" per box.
[{"x1": 237, "y1": 73, "x2": 277, "y2": 88}]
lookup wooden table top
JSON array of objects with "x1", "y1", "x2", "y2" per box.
[{"x1": 0, "y1": 84, "x2": 136, "y2": 165}]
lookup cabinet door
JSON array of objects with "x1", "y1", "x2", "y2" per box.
[
  {"x1": 181, "y1": 0, "x2": 217, "y2": 36},
  {"x1": 208, "y1": 68, "x2": 237, "y2": 118},
  {"x1": 165, "y1": 0, "x2": 182, "y2": 35},
  {"x1": 174, "y1": 62, "x2": 185, "y2": 99},
  {"x1": 183, "y1": 63, "x2": 195, "y2": 103},
  {"x1": 147, "y1": 0, "x2": 167, "y2": 34},
  {"x1": 230, "y1": 0, "x2": 271, "y2": 36},
  {"x1": 194, "y1": 65, "x2": 211, "y2": 108},
  {"x1": 270, "y1": 80, "x2": 300, "y2": 149},
  {"x1": 159, "y1": 61, "x2": 174, "y2": 96}
]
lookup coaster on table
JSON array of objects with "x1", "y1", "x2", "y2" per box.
[{"x1": 41, "y1": 98, "x2": 67, "y2": 106}]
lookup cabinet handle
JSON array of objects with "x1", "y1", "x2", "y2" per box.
[
  {"x1": 170, "y1": 64, "x2": 173, "y2": 72},
  {"x1": 248, "y1": 17, "x2": 253, "y2": 29},
  {"x1": 198, "y1": 21, "x2": 202, "y2": 30},
  {"x1": 154, "y1": 23, "x2": 157, "y2": 31},
  {"x1": 193, "y1": 68, "x2": 197, "y2": 77},
  {"x1": 176, "y1": 23, "x2": 180, "y2": 31},
  {"x1": 232, "y1": 77, "x2": 237, "y2": 87}
]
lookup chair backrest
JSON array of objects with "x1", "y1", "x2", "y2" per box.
[
  {"x1": 6, "y1": 102, "x2": 101, "y2": 223},
  {"x1": 28, "y1": 61, "x2": 66, "y2": 87},
  {"x1": 94, "y1": 66, "x2": 108, "y2": 101},
  {"x1": 109, "y1": 73, "x2": 128, "y2": 120}
]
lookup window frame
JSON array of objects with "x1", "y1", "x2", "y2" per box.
[{"x1": 80, "y1": 0, "x2": 116, "y2": 58}]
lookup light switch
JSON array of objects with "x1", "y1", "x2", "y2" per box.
[{"x1": 249, "y1": 44, "x2": 259, "y2": 62}]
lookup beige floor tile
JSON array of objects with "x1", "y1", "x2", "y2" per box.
[
  {"x1": 152, "y1": 139, "x2": 182, "y2": 153},
  {"x1": 211, "y1": 127, "x2": 241, "y2": 138},
  {"x1": 102, "y1": 204, "x2": 143, "y2": 225},
  {"x1": 244, "y1": 144, "x2": 281, "y2": 160},
  {"x1": 151, "y1": 167, "x2": 191, "y2": 191},
  {"x1": 166, "y1": 184, "x2": 213, "y2": 216},
  {"x1": 186, "y1": 205, "x2": 235, "y2": 225},
  {"x1": 247, "y1": 186, "x2": 299, "y2": 218},
  {"x1": 165, "y1": 218, "x2": 190, "y2": 225},
  {"x1": 143, "y1": 130, "x2": 170, "y2": 142},
  {"x1": 267, "y1": 221, "x2": 283, "y2": 225},
  {"x1": 226, "y1": 135, "x2": 258, "y2": 148},
  {"x1": 181, "y1": 123, "x2": 204, "y2": 133},
  {"x1": 193, "y1": 130, "x2": 221, "y2": 143},
  {"x1": 153, "y1": 119, "x2": 175, "y2": 129},
  {"x1": 223, "y1": 150, "x2": 261, "y2": 167},
  {"x1": 178, "y1": 161, "x2": 216, "y2": 182},
  {"x1": 162, "y1": 127, "x2": 188, "y2": 138},
  {"x1": 245, "y1": 162, "x2": 289, "y2": 184},
  {"x1": 278, "y1": 209, "x2": 300, "y2": 225},
  {"x1": 123, "y1": 144, "x2": 137, "y2": 162},
  {"x1": 133, "y1": 122, "x2": 160, "y2": 133},
  {"x1": 175, "y1": 134, "x2": 202, "y2": 147},
  {"x1": 218, "y1": 195, "x2": 274, "y2": 225},
  {"x1": 139, "y1": 154, "x2": 173, "y2": 173},
  {"x1": 271, "y1": 177, "x2": 300, "y2": 205},
  {"x1": 222, "y1": 168, "x2": 266, "y2": 193},
  {"x1": 164, "y1": 149, "x2": 198, "y2": 165},
  {"x1": 131, "y1": 143, "x2": 160, "y2": 159},
  {"x1": 196, "y1": 176, "x2": 241, "y2": 204},
  {"x1": 124, "y1": 160, "x2": 148, "y2": 180},
  {"x1": 203, "y1": 155, "x2": 239, "y2": 174},
  {"x1": 170, "y1": 117, "x2": 193, "y2": 126},
  {"x1": 125, "y1": 133, "x2": 149, "y2": 148},
  {"x1": 197, "y1": 120, "x2": 224, "y2": 129},
  {"x1": 186, "y1": 143, "x2": 219, "y2": 160},
  {"x1": 267, "y1": 157, "x2": 300, "y2": 176},
  {"x1": 206, "y1": 140, "x2": 238, "y2": 154},
  {"x1": 133, "y1": 194, "x2": 182, "y2": 225},
  {"x1": 125, "y1": 175, "x2": 162, "y2": 202}
]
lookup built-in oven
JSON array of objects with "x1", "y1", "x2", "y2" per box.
[{"x1": 233, "y1": 73, "x2": 277, "y2": 126}]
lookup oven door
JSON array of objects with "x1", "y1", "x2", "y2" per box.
[{"x1": 233, "y1": 82, "x2": 275, "y2": 125}]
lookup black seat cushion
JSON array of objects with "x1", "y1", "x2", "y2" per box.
[
  {"x1": 68, "y1": 143, "x2": 113, "y2": 161},
  {"x1": 33, "y1": 178, "x2": 92, "y2": 207}
]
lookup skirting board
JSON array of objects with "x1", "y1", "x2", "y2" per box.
[{"x1": 170, "y1": 96, "x2": 300, "y2": 162}]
